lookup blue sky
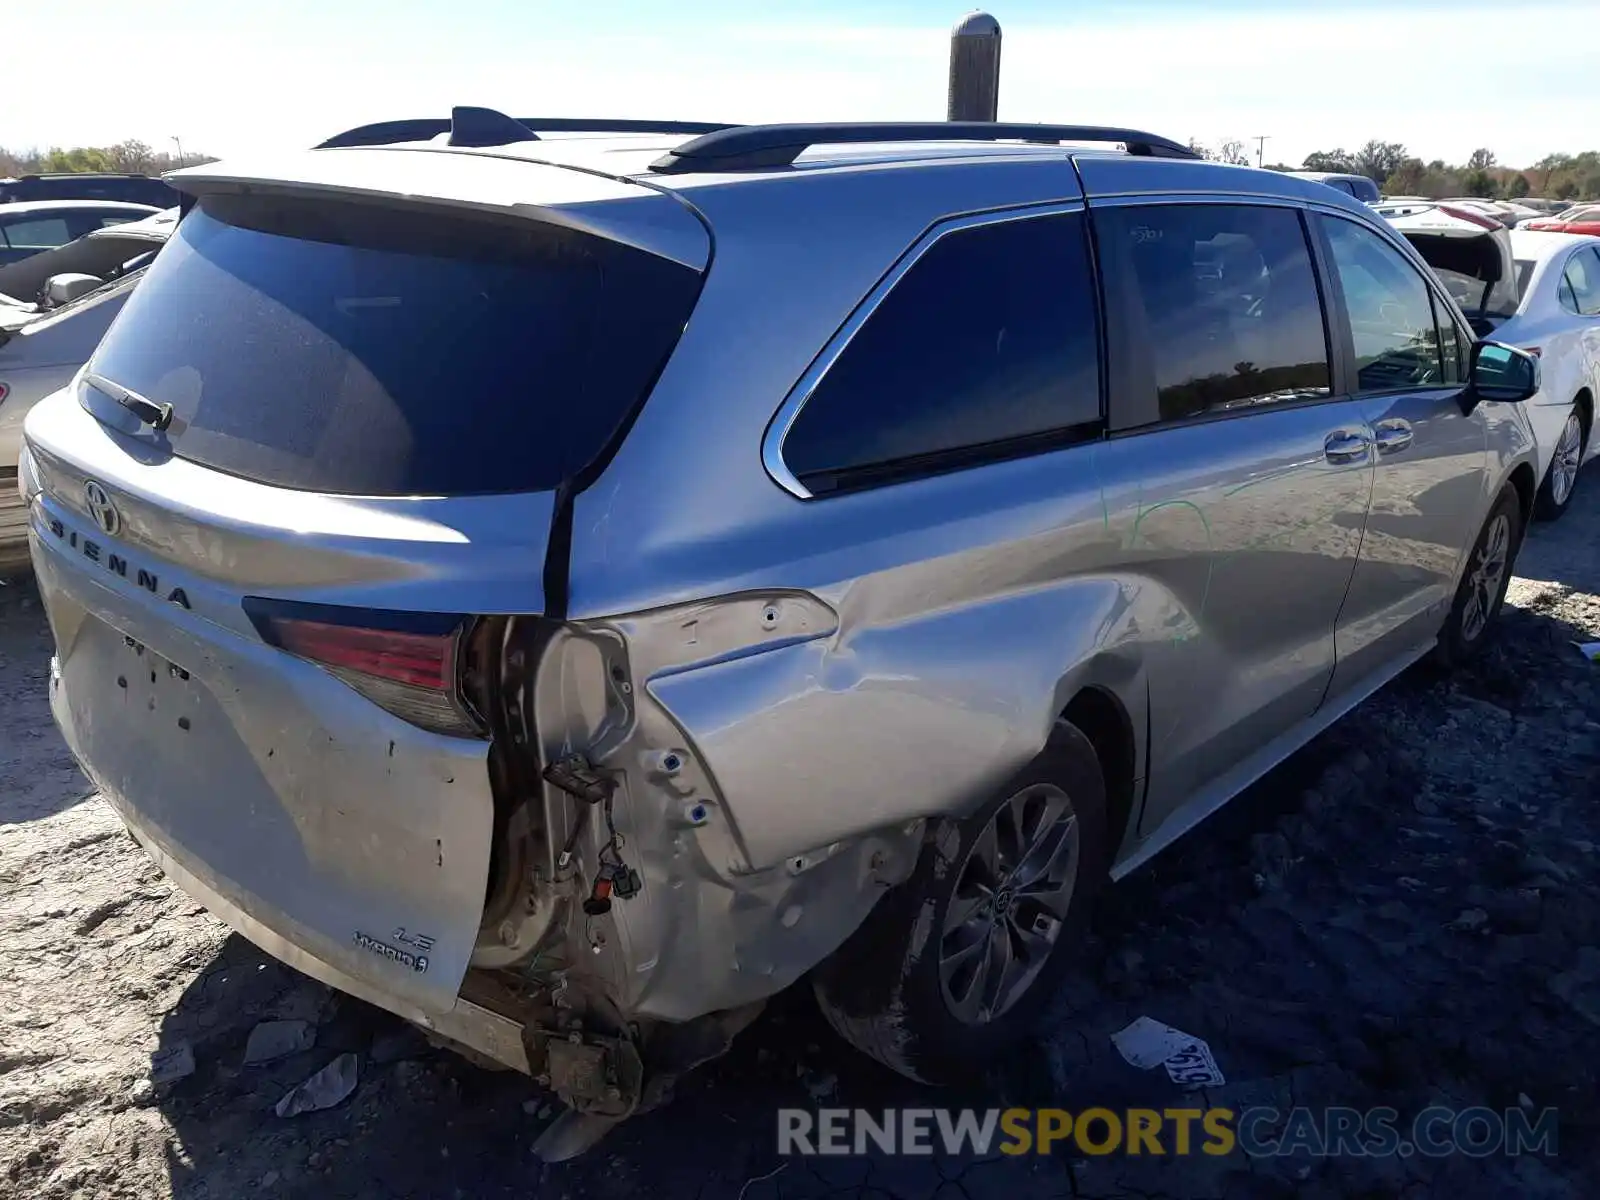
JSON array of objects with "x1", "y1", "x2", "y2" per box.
[{"x1": 12, "y1": 0, "x2": 1594, "y2": 168}]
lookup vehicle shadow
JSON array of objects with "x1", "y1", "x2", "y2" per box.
[
  {"x1": 149, "y1": 594, "x2": 1599, "y2": 1198},
  {"x1": 0, "y1": 572, "x2": 95, "y2": 823},
  {"x1": 1513, "y1": 461, "x2": 1600, "y2": 596},
  {"x1": 151, "y1": 931, "x2": 1063, "y2": 1199}
]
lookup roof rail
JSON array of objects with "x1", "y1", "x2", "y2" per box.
[
  {"x1": 317, "y1": 110, "x2": 738, "y2": 150},
  {"x1": 648, "y1": 121, "x2": 1199, "y2": 174}
]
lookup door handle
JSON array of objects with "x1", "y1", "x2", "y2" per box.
[
  {"x1": 1324, "y1": 430, "x2": 1372, "y2": 464},
  {"x1": 1374, "y1": 420, "x2": 1414, "y2": 455}
]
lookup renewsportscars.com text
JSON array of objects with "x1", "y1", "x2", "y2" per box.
[{"x1": 778, "y1": 1106, "x2": 1559, "y2": 1159}]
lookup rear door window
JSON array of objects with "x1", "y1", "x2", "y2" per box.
[
  {"x1": 779, "y1": 210, "x2": 1102, "y2": 495},
  {"x1": 1563, "y1": 249, "x2": 1600, "y2": 316},
  {"x1": 86, "y1": 194, "x2": 703, "y2": 496},
  {"x1": 1096, "y1": 202, "x2": 1332, "y2": 424}
]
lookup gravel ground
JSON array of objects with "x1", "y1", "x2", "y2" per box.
[{"x1": 3, "y1": 474, "x2": 1600, "y2": 1200}]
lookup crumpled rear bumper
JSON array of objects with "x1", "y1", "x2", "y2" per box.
[{"x1": 113, "y1": 801, "x2": 530, "y2": 1072}]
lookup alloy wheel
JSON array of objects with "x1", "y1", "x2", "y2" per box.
[
  {"x1": 938, "y1": 783, "x2": 1081, "y2": 1025},
  {"x1": 1549, "y1": 410, "x2": 1583, "y2": 507},
  {"x1": 1460, "y1": 512, "x2": 1512, "y2": 644}
]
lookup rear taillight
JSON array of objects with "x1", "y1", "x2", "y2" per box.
[{"x1": 243, "y1": 598, "x2": 484, "y2": 738}]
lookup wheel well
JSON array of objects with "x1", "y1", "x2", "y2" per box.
[
  {"x1": 1576, "y1": 389, "x2": 1594, "y2": 447},
  {"x1": 1062, "y1": 687, "x2": 1136, "y2": 852},
  {"x1": 1507, "y1": 461, "x2": 1537, "y2": 526}
]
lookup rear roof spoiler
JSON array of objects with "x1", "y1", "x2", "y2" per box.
[{"x1": 159, "y1": 150, "x2": 712, "y2": 270}]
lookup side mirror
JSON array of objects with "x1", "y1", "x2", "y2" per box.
[
  {"x1": 1467, "y1": 340, "x2": 1540, "y2": 404},
  {"x1": 43, "y1": 272, "x2": 104, "y2": 308}
]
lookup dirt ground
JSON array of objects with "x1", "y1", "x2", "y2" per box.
[{"x1": 3, "y1": 474, "x2": 1600, "y2": 1200}]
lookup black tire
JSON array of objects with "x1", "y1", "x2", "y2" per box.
[
  {"x1": 1533, "y1": 404, "x2": 1587, "y2": 522},
  {"x1": 811, "y1": 719, "x2": 1109, "y2": 1084},
  {"x1": 1434, "y1": 485, "x2": 1523, "y2": 668}
]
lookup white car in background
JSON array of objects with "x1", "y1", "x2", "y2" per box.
[
  {"x1": 0, "y1": 199, "x2": 160, "y2": 265},
  {"x1": 1379, "y1": 197, "x2": 1542, "y2": 230},
  {"x1": 0, "y1": 207, "x2": 177, "y2": 569},
  {"x1": 1385, "y1": 203, "x2": 1600, "y2": 519}
]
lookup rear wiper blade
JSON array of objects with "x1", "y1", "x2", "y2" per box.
[{"x1": 83, "y1": 372, "x2": 173, "y2": 431}]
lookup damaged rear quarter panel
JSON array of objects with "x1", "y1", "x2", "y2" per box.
[{"x1": 645, "y1": 576, "x2": 1145, "y2": 872}]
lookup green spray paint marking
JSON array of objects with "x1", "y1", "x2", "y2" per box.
[{"x1": 1126, "y1": 495, "x2": 1215, "y2": 645}]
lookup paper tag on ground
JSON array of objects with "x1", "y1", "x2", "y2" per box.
[
  {"x1": 1112, "y1": 1017, "x2": 1225, "y2": 1087},
  {"x1": 1158, "y1": 1038, "x2": 1225, "y2": 1088}
]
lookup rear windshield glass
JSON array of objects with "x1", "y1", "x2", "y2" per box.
[{"x1": 87, "y1": 193, "x2": 702, "y2": 495}]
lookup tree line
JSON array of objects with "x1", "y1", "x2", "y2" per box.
[
  {"x1": 1, "y1": 140, "x2": 217, "y2": 179},
  {"x1": 1189, "y1": 138, "x2": 1599, "y2": 201}
]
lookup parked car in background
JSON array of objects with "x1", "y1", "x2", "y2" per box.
[
  {"x1": 1378, "y1": 202, "x2": 1519, "y2": 335},
  {"x1": 1502, "y1": 229, "x2": 1600, "y2": 517},
  {"x1": 1385, "y1": 201, "x2": 1600, "y2": 519},
  {"x1": 0, "y1": 200, "x2": 161, "y2": 266},
  {"x1": 0, "y1": 208, "x2": 175, "y2": 570},
  {"x1": 1437, "y1": 198, "x2": 1543, "y2": 228},
  {"x1": 1495, "y1": 200, "x2": 1543, "y2": 225},
  {"x1": 1374, "y1": 198, "x2": 1443, "y2": 221},
  {"x1": 1437, "y1": 198, "x2": 1507, "y2": 225},
  {"x1": 1520, "y1": 198, "x2": 1574, "y2": 216},
  {"x1": 21, "y1": 113, "x2": 1542, "y2": 1156},
  {"x1": 1524, "y1": 204, "x2": 1600, "y2": 236},
  {"x1": 0, "y1": 172, "x2": 178, "y2": 208},
  {"x1": 1287, "y1": 170, "x2": 1380, "y2": 203}
]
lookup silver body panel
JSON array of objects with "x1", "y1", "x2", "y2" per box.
[{"x1": 25, "y1": 138, "x2": 1540, "y2": 1059}]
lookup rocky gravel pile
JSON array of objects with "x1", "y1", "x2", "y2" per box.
[{"x1": 2, "y1": 483, "x2": 1599, "y2": 1200}]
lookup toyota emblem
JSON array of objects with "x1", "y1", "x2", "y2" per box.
[{"x1": 83, "y1": 480, "x2": 121, "y2": 537}]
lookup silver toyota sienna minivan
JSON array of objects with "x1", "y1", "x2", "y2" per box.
[{"x1": 20, "y1": 111, "x2": 1543, "y2": 1156}]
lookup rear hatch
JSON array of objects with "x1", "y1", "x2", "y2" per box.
[
  {"x1": 22, "y1": 151, "x2": 707, "y2": 1015},
  {"x1": 1382, "y1": 203, "x2": 1519, "y2": 334}
]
